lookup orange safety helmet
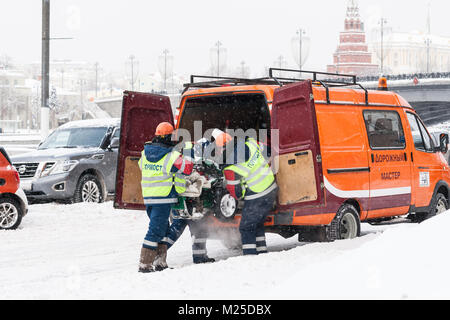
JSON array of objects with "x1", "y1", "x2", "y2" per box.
[
  {"x1": 155, "y1": 122, "x2": 174, "y2": 136},
  {"x1": 215, "y1": 132, "x2": 233, "y2": 147}
]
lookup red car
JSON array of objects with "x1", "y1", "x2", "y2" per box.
[{"x1": 0, "y1": 147, "x2": 28, "y2": 230}]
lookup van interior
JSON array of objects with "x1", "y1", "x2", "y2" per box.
[
  {"x1": 179, "y1": 93, "x2": 271, "y2": 143},
  {"x1": 178, "y1": 91, "x2": 319, "y2": 207}
]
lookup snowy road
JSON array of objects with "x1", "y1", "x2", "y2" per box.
[{"x1": 2, "y1": 201, "x2": 450, "y2": 299}]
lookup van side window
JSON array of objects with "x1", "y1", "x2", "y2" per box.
[
  {"x1": 363, "y1": 110, "x2": 406, "y2": 149},
  {"x1": 406, "y1": 113, "x2": 433, "y2": 152}
]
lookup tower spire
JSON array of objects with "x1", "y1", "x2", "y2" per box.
[
  {"x1": 346, "y1": 0, "x2": 360, "y2": 19},
  {"x1": 345, "y1": 0, "x2": 362, "y2": 31}
]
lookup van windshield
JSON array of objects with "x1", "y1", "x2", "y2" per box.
[
  {"x1": 179, "y1": 93, "x2": 270, "y2": 140},
  {"x1": 38, "y1": 127, "x2": 108, "y2": 150}
]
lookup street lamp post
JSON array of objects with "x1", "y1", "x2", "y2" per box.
[
  {"x1": 158, "y1": 50, "x2": 174, "y2": 93},
  {"x1": 240, "y1": 61, "x2": 246, "y2": 78},
  {"x1": 129, "y1": 55, "x2": 136, "y2": 90},
  {"x1": 94, "y1": 62, "x2": 99, "y2": 98},
  {"x1": 291, "y1": 29, "x2": 310, "y2": 78},
  {"x1": 378, "y1": 18, "x2": 387, "y2": 75},
  {"x1": 41, "y1": 0, "x2": 50, "y2": 140},
  {"x1": 163, "y1": 49, "x2": 169, "y2": 91},
  {"x1": 215, "y1": 41, "x2": 222, "y2": 77},
  {"x1": 296, "y1": 29, "x2": 306, "y2": 70},
  {"x1": 425, "y1": 37, "x2": 432, "y2": 73}
]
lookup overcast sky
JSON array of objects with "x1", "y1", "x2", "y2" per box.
[{"x1": 1, "y1": 0, "x2": 449, "y2": 77}]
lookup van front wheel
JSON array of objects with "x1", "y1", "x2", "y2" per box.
[
  {"x1": 326, "y1": 204, "x2": 361, "y2": 242},
  {"x1": 414, "y1": 192, "x2": 448, "y2": 223}
]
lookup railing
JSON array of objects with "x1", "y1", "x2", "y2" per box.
[{"x1": 358, "y1": 72, "x2": 450, "y2": 83}]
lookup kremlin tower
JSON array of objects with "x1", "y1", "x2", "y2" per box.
[{"x1": 327, "y1": 0, "x2": 378, "y2": 76}]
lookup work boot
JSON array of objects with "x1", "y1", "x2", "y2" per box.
[
  {"x1": 138, "y1": 247, "x2": 158, "y2": 273},
  {"x1": 193, "y1": 256, "x2": 216, "y2": 264},
  {"x1": 153, "y1": 243, "x2": 169, "y2": 272}
]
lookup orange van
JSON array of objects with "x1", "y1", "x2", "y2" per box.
[{"x1": 115, "y1": 69, "x2": 450, "y2": 242}]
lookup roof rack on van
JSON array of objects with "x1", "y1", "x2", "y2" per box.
[
  {"x1": 184, "y1": 75, "x2": 276, "y2": 91},
  {"x1": 268, "y1": 68, "x2": 369, "y2": 105},
  {"x1": 183, "y1": 68, "x2": 369, "y2": 105}
]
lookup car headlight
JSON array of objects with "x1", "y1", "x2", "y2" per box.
[{"x1": 40, "y1": 160, "x2": 79, "y2": 177}]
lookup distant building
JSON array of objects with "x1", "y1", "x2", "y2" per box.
[
  {"x1": 139, "y1": 72, "x2": 187, "y2": 95},
  {"x1": 0, "y1": 69, "x2": 35, "y2": 132},
  {"x1": 327, "y1": 0, "x2": 378, "y2": 76},
  {"x1": 369, "y1": 31, "x2": 450, "y2": 75}
]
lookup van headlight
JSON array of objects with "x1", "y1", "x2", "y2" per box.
[{"x1": 40, "y1": 160, "x2": 79, "y2": 177}]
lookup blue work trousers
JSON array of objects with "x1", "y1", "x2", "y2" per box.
[
  {"x1": 164, "y1": 218, "x2": 210, "y2": 263},
  {"x1": 239, "y1": 188, "x2": 277, "y2": 255},
  {"x1": 142, "y1": 204, "x2": 172, "y2": 250}
]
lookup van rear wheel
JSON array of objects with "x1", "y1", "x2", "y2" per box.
[{"x1": 326, "y1": 204, "x2": 361, "y2": 242}]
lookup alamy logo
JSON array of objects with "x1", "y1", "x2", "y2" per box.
[{"x1": 170, "y1": 121, "x2": 280, "y2": 174}]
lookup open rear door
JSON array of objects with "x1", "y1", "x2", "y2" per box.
[
  {"x1": 114, "y1": 91, "x2": 174, "y2": 210},
  {"x1": 272, "y1": 80, "x2": 324, "y2": 209}
]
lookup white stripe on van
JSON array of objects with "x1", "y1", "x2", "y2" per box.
[
  {"x1": 324, "y1": 177, "x2": 370, "y2": 198},
  {"x1": 370, "y1": 186, "x2": 411, "y2": 197},
  {"x1": 324, "y1": 177, "x2": 410, "y2": 199}
]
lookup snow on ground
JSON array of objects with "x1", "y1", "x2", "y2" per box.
[
  {"x1": 1, "y1": 201, "x2": 450, "y2": 300},
  {"x1": 2, "y1": 121, "x2": 450, "y2": 300}
]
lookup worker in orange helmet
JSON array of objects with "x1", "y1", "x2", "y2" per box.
[
  {"x1": 138, "y1": 121, "x2": 194, "y2": 273},
  {"x1": 211, "y1": 129, "x2": 277, "y2": 256}
]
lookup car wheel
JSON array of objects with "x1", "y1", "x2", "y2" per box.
[
  {"x1": 73, "y1": 174, "x2": 104, "y2": 203},
  {"x1": 326, "y1": 204, "x2": 361, "y2": 242},
  {"x1": 0, "y1": 197, "x2": 23, "y2": 230},
  {"x1": 414, "y1": 192, "x2": 448, "y2": 223},
  {"x1": 214, "y1": 192, "x2": 237, "y2": 221},
  {"x1": 432, "y1": 193, "x2": 448, "y2": 216}
]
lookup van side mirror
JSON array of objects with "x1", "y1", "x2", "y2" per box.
[
  {"x1": 109, "y1": 137, "x2": 120, "y2": 150},
  {"x1": 439, "y1": 133, "x2": 449, "y2": 154}
]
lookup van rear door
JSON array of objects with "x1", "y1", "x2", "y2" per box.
[
  {"x1": 114, "y1": 91, "x2": 174, "y2": 210},
  {"x1": 271, "y1": 80, "x2": 324, "y2": 208}
]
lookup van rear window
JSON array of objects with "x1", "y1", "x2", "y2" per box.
[{"x1": 363, "y1": 110, "x2": 406, "y2": 149}]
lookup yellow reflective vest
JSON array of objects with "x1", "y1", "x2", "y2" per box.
[
  {"x1": 139, "y1": 149, "x2": 187, "y2": 205},
  {"x1": 224, "y1": 138, "x2": 276, "y2": 200}
]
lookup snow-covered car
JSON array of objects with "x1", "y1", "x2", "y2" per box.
[
  {"x1": 0, "y1": 146, "x2": 28, "y2": 230},
  {"x1": 11, "y1": 118, "x2": 120, "y2": 204}
]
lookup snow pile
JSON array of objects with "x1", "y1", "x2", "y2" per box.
[
  {"x1": 1, "y1": 201, "x2": 450, "y2": 299},
  {"x1": 274, "y1": 214, "x2": 450, "y2": 299}
]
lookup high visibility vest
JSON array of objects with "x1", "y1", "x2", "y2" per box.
[
  {"x1": 139, "y1": 150, "x2": 187, "y2": 202},
  {"x1": 224, "y1": 138, "x2": 275, "y2": 200}
]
